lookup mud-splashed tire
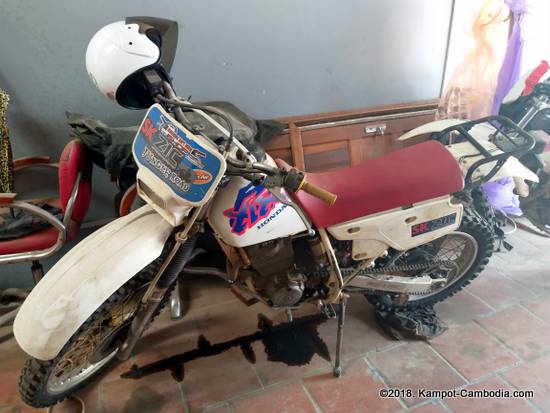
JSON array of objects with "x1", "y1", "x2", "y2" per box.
[
  {"x1": 471, "y1": 187, "x2": 498, "y2": 235},
  {"x1": 366, "y1": 209, "x2": 495, "y2": 311},
  {"x1": 18, "y1": 256, "x2": 172, "y2": 408}
]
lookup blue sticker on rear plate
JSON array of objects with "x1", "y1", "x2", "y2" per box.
[{"x1": 133, "y1": 105, "x2": 223, "y2": 203}]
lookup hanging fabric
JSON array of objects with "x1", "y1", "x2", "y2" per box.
[
  {"x1": 491, "y1": 0, "x2": 528, "y2": 114},
  {"x1": 438, "y1": 0, "x2": 509, "y2": 119},
  {"x1": 483, "y1": 0, "x2": 528, "y2": 217}
]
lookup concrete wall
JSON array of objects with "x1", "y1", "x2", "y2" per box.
[{"x1": 0, "y1": 0, "x2": 453, "y2": 286}]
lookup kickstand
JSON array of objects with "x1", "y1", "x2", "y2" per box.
[{"x1": 333, "y1": 294, "x2": 347, "y2": 378}]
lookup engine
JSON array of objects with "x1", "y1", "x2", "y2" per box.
[{"x1": 244, "y1": 236, "x2": 328, "y2": 307}]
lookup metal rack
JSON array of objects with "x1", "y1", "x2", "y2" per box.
[{"x1": 432, "y1": 115, "x2": 535, "y2": 185}]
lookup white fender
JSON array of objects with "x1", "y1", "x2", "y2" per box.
[
  {"x1": 445, "y1": 141, "x2": 539, "y2": 184},
  {"x1": 398, "y1": 120, "x2": 539, "y2": 186},
  {"x1": 398, "y1": 119, "x2": 466, "y2": 141},
  {"x1": 14, "y1": 205, "x2": 173, "y2": 361}
]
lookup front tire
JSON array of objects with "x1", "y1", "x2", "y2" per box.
[
  {"x1": 19, "y1": 258, "x2": 168, "y2": 408},
  {"x1": 366, "y1": 210, "x2": 494, "y2": 311}
]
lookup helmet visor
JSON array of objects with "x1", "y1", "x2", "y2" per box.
[{"x1": 125, "y1": 16, "x2": 178, "y2": 73}]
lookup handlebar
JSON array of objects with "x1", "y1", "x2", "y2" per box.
[
  {"x1": 298, "y1": 178, "x2": 338, "y2": 205},
  {"x1": 227, "y1": 156, "x2": 337, "y2": 205}
]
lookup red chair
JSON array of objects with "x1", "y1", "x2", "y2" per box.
[{"x1": 0, "y1": 140, "x2": 92, "y2": 282}]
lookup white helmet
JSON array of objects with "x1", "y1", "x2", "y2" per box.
[{"x1": 86, "y1": 17, "x2": 178, "y2": 109}]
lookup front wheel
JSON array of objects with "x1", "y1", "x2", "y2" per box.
[
  {"x1": 366, "y1": 210, "x2": 494, "y2": 310},
  {"x1": 19, "y1": 259, "x2": 168, "y2": 408}
]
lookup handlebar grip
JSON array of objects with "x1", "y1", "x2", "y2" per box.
[{"x1": 299, "y1": 179, "x2": 338, "y2": 205}]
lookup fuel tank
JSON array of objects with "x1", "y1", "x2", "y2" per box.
[{"x1": 208, "y1": 158, "x2": 307, "y2": 247}]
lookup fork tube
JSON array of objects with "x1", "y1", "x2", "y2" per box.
[{"x1": 117, "y1": 236, "x2": 198, "y2": 361}]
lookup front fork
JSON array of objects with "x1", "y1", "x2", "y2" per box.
[{"x1": 117, "y1": 236, "x2": 198, "y2": 360}]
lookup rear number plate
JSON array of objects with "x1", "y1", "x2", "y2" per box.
[{"x1": 411, "y1": 213, "x2": 457, "y2": 237}]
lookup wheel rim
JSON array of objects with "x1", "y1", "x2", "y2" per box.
[
  {"x1": 46, "y1": 288, "x2": 144, "y2": 395},
  {"x1": 407, "y1": 231, "x2": 478, "y2": 301}
]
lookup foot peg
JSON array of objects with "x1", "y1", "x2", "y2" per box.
[{"x1": 321, "y1": 303, "x2": 337, "y2": 319}]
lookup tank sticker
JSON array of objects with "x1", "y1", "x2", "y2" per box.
[{"x1": 223, "y1": 183, "x2": 279, "y2": 235}]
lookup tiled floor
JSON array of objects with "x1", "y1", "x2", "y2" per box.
[{"x1": 1, "y1": 229, "x2": 550, "y2": 413}]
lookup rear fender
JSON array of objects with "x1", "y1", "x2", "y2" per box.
[
  {"x1": 445, "y1": 141, "x2": 539, "y2": 184},
  {"x1": 399, "y1": 121, "x2": 539, "y2": 184},
  {"x1": 13, "y1": 205, "x2": 173, "y2": 361},
  {"x1": 398, "y1": 119, "x2": 467, "y2": 141}
]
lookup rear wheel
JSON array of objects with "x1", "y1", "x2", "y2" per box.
[
  {"x1": 366, "y1": 210, "x2": 494, "y2": 310},
  {"x1": 471, "y1": 187, "x2": 497, "y2": 233},
  {"x1": 19, "y1": 257, "x2": 170, "y2": 408}
]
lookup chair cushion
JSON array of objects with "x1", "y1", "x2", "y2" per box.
[{"x1": 0, "y1": 227, "x2": 59, "y2": 255}]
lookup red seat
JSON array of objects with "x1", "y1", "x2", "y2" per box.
[{"x1": 277, "y1": 141, "x2": 464, "y2": 228}]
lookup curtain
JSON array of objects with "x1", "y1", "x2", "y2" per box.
[
  {"x1": 491, "y1": 0, "x2": 527, "y2": 114},
  {"x1": 483, "y1": 0, "x2": 527, "y2": 216},
  {"x1": 438, "y1": 0, "x2": 509, "y2": 119}
]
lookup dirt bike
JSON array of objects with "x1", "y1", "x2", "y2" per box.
[
  {"x1": 12, "y1": 18, "x2": 536, "y2": 409},
  {"x1": 499, "y1": 78, "x2": 550, "y2": 235}
]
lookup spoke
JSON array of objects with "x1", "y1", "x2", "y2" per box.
[{"x1": 49, "y1": 288, "x2": 144, "y2": 391}]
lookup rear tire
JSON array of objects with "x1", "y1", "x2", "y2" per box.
[
  {"x1": 19, "y1": 256, "x2": 171, "y2": 408},
  {"x1": 366, "y1": 209, "x2": 494, "y2": 311},
  {"x1": 471, "y1": 187, "x2": 497, "y2": 233}
]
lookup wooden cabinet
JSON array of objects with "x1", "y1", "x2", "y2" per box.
[{"x1": 267, "y1": 100, "x2": 438, "y2": 172}]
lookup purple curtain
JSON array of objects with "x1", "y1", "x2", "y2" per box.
[
  {"x1": 491, "y1": 0, "x2": 527, "y2": 115},
  {"x1": 484, "y1": 0, "x2": 527, "y2": 216}
]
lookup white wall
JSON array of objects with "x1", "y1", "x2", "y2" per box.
[{"x1": 522, "y1": 0, "x2": 550, "y2": 73}]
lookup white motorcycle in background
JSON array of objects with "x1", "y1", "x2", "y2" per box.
[{"x1": 13, "y1": 17, "x2": 536, "y2": 408}]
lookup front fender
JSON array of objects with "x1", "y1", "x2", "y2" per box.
[{"x1": 14, "y1": 205, "x2": 173, "y2": 361}]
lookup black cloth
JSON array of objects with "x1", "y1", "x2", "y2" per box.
[
  {"x1": 67, "y1": 101, "x2": 286, "y2": 180},
  {"x1": 0, "y1": 204, "x2": 63, "y2": 241},
  {"x1": 375, "y1": 306, "x2": 447, "y2": 340},
  {"x1": 66, "y1": 112, "x2": 137, "y2": 178}
]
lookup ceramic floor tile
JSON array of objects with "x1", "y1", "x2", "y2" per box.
[
  {"x1": 233, "y1": 382, "x2": 316, "y2": 413},
  {"x1": 477, "y1": 305, "x2": 550, "y2": 359},
  {"x1": 466, "y1": 266, "x2": 534, "y2": 310},
  {"x1": 102, "y1": 373, "x2": 185, "y2": 413},
  {"x1": 181, "y1": 348, "x2": 261, "y2": 411},
  {"x1": 500, "y1": 353, "x2": 550, "y2": 412},
  {"x1": 430, "y1": 322, "x2": 519, "y2": 381},
  {"x1": 434, "y1": 290, "x2": 493, "y2": 327},
  {"x1": 367, "y1": 342, "x2": 465, "y2": 407},
  {"x1": 305, "y1": 359, "x2": 402, "y2": 413},
  {"x1": 443, "y1": 376, "x2": 535, "y2": 413}
]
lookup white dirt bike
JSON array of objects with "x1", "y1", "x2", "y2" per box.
[{"x1": 13, "y1": 17, "x2": 536, "y2": 408}]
